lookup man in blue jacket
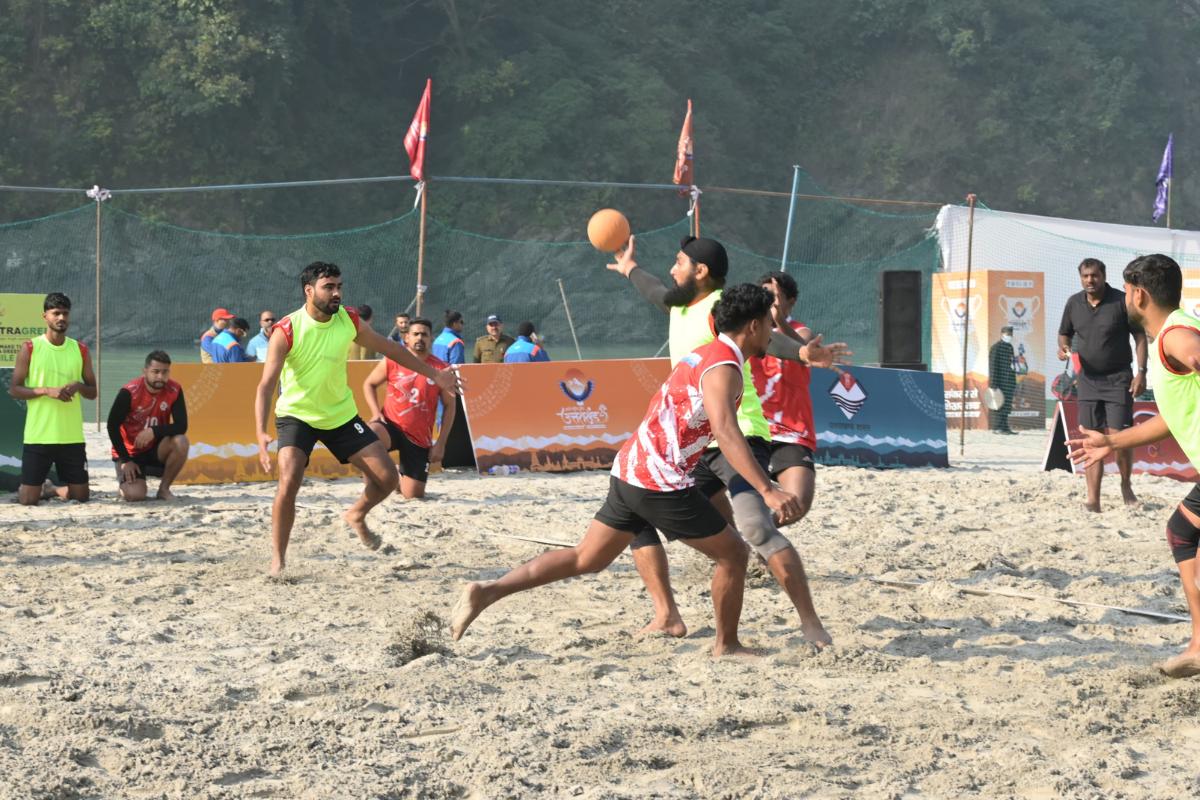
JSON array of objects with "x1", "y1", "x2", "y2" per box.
[
  {"x1": 210, "y1": 317, "x2": 251, "y2": 363},
  {"x1": 504, "y1": 321, "x2": 551, "y2": 363},
  {"x1": 433, "y1": 310, "x2": 466, "y2": 365}
]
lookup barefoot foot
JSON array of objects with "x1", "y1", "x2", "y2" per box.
[
  {"x1": 1084, "y1": 501, "x2": 1101, "y2": 513},
  {"x1": 801, "y1": 621, "x2": 833, "y2": 650},
  {"x1": 1122, "y1": 484, "x2": 1140, "y2": 507},
  {"x1": 268, "y1": 558, "x2": 286, "y2": 579},
  {"x1": 711, "y1": 641, "x2": 762, "y2": 659},
  {"x1": 450, "y1": 582, "x2": 490, "y2": 641},
  {"x1": 1157, "y1": 651, "x2": 1200, "y2": 678},
  {"x1": 343, "y1": 509, "x2": 381, "y2": 551},
  {"x1": 156, "y1": 488, "x2": 177, "y2": 502},
  {"x1": 638, "y1": 616, "x2": 687, "y2": 638}
]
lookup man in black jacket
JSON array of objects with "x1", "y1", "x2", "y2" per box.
[{"x1": 988, "y1": 325, "x2": 1017, "y2": 434}]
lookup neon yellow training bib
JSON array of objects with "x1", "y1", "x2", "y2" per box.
[
  {"x1": 24, "y1": 335, "x2": 85, "y2": 445},
  {"x1": 668, "y1": 290, "x2": 772, "y2": 441},
  {"x1": 274, "y1": 306, "x2": 359, "y2": 429},
  {"x1": 1151, "y1": 308, "x2": 1200, "y2": 466}
]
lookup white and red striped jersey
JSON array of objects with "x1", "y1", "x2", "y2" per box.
[
  {"x1": 612, "y1": 334, "x2": 745, "y2": 491},
  {"x1": 750, "y1": 319, "x2": 816, "y2": 450}
]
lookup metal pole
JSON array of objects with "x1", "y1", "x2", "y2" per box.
[
  {"x1": 557, "y1": 278, "x2": 583, "y2": 360},
  {"x1": 416, "y1": 183, "x2": 427, "y2": 317},
  {"x1": 1167, "y1": 178, "x2": 1172, "y2": 229},
  {"x1": 959, "y1": 193, "x2": 977, "y2": 456},
  {"x1": 94, "y1": 200, "x2": 102, "y2": 432},
  {"x1": 780, "y1": 165, "x2": 802, "y2": 272}
]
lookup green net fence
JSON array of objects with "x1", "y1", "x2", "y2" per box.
[{"x1": 0, "y1": 174, "x2": 944, "y2": 421}]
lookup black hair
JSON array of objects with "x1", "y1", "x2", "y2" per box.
[
  {"x1": 1123, "y1": 253, "x2": 1182, "y2": 309},
  {"x1": 44, "y1": 292, "x2": 71, "y2": 311},
  {"x1": 518, "y1": 320, "x2": 536, "y2": 338},
  {"x1": 300, "y1": 261, "x2": 341, "y2": 288},
  {"x1": 231, "y1": 317, "x2": 250, "y2": 332},
  {"x1": 408, "y1": 317, "x2": 433, "y2": 332},
  {"x1": 757, "y1": 271, "x2": 797, "y2": 301},
  {"x1": 713, "y1": 284, "x2": 774, "y2": 334},
  {"x1": 145, "y1": 350, "x2": 171, "y2": 367},
  {"x1": 445, "y1": 309, "x2": 463, "y2": 326},
  {"x1": 1078, "y1": 258, "x2": 1106, "y2": 275},
  {"x1": 396, "y1": 312, "x2": 411, "y2": 319},
  {"x1": 357, "y1": 304, "x2": 373, "y2": 321}
]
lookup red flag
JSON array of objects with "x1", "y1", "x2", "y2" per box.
[
  {"x1": 672, "y1": 98, "x2": 694, "y2": 192},
  {"x1": 404, "y1": 78, "x2": 431, "y2": 182}
]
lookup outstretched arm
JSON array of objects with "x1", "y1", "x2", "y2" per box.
[
  {"x1": 606, "y1": 235, "x2": 670, "y2": 313},
  {"x1": 356, "y1": 323, "x2": 463, "y2": 396}
]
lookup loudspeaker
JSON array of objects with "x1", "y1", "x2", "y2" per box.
[{"x1": 879, "y1": 270, "x2": 926, "y2": 370}]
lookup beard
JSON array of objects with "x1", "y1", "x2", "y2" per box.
[
  {"x1": 314, "y1": 297, "x2": 340, "y2": 315},
  {"x1": 663, "y1": 275, "x2": 701, "y2": 307},
  {"x1": 409, "y1": 341, "x2": 427, "y2": 354},
  {"x1": 146, "y1": 379, "x2": 166, "y2": 391},
  {"x1": 1127, "y1": 304, "x2": 1145, "y2": 329}
]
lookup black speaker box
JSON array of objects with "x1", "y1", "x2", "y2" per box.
[{"x1": 879, "y1": 270, "x2": 926, "y2": 370}]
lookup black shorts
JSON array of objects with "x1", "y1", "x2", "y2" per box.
[
  {"x1": 595, "y1": 476, "x2": 727, "y2": 542},
  {"x1": 380, "y1": 418, "x2": 431, "y2": 483},
  {"x1": 769, "y1": 442, "x2": 815, "y2": 478},
  {"x1": 1076, "y1": 370, "x2": 1134, "y2": 431},
  {"x1": 21, "y1": 443, "x2": 89, "y2": 486},
  {"x1": 1182, "y1": 485, "x2": 1200, "y2": 518},
  {"x1": 692, "y1": 436, "x2": 772, "y2": 498},
  {"x1": 275, "y1": 415, "x2": 378, "y2": 465},
  {"x1": 113, "y1": 447, "x2": 166, "y2": 481}
]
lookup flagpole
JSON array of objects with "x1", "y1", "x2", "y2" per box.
[
  {"x1": 416, "y1": 183, "x2": 427, "y2": 317},
  {"x1": 1167, "y1": 178, "x2": 1172, "y2": 229}
]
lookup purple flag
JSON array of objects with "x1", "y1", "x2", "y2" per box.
[{"x1": 1153, "y1": 133, "x2": 1173, "y2": 223}]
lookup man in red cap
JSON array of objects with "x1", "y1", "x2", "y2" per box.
[{"x1": 200, "y1": 308, "x2": 234, "y2": 364}]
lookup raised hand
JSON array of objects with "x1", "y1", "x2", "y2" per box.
[{"x1": 606, "y1": 234, "x2": 638, "y2": 277}]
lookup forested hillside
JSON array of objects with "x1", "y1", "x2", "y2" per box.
[{"x1": 1, "y1": 0, "x2": 1198, "y2": 249}]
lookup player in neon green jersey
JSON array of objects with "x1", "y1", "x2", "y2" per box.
[
  {"x1": 9, "y1": 292, "x2": 97, "y2": 506},
  {"x1": 1070, "y1": 254, "x2": 1200, "y2": 677},
  {"x1": 255, "y1": 262, "x2": 461, "y2": 578},
  {"x1": 609, "y1": 236, "x2": 849, "y2": 649}
]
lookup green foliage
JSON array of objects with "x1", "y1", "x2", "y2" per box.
[{"x1": 0, "y1": 0, "x2": 1198, "y2": 242}]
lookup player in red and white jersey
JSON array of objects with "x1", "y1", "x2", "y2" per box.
[
  {"x1": 362, "y1": 317, "x2": 456, "y2": 499},
  {"x1": 452, "y1": 285, "x2": 802, "y2": 656},
  {"x1": 105, "y1": 350, "x2": 190, "y2": 501},
  {"x1": 750, "y1": 272, "x2": 832, "y2": 526}
]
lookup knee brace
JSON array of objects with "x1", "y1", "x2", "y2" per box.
[
  {"x1": 1167, "y1": 507, "x2": 1200, "y2": 563},
  {"x1": 731, "y1": 492, "x2": 792, "y2": 559}
]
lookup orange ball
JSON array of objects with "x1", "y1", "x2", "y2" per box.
[{"x1": 587, "y1": 209, "x2": 631, "y2": 253}]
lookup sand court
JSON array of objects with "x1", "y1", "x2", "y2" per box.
[{"x1": 1, "y1": 429, "x2": 1198, "y2": 797}]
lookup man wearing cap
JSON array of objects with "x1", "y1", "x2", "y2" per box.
[
  {"x1": 200, "y1": 308, "x2": 234, "y2": 364},
  {"x1": 474, "y1": 314, "x2": 515, "y2": 363},
  {"x1": 988, "y1": 325, "x2": 1017, "y2": 435},
  {"x1": 608, "y1": 235, "x2": 849, "y2": 649}
]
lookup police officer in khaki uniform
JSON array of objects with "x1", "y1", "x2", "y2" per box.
[{"x1": 473, "y1": 314, "x2": 515, "y2": 363}]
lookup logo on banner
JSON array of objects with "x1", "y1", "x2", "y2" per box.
[
  {"x1": 829, "y1": 372, "x2": 868, "y2": 420},
  {"x1": 556, "y1": 368, "x2": 607, "y2": 430},
  {"x1": 559, "y1": 369, "x2": 594, "y2": 404},
  {"x1": 998, "y1": 294, "x2": 1040, "y2": 334},
  {"x1": 940, "y1": 295, "x2": 983, "y2": 334}
]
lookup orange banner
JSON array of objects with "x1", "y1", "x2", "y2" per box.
[
  {"x1": 173, "y1": 362, "x2": 383, "y2": 484},
  {"x1": 931, "y1": 270, "x2": 1045, "y2": 430},
  {"x1": 461, "y1": 359, "x2": 670, "y2": 473}
]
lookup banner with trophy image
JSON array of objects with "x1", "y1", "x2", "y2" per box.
[{"x1": 932, "y1": 271, "x2": 1045, "y2": 430}]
